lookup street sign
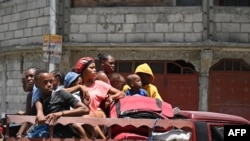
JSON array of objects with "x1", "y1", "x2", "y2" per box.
[{"x1": 43, "y1": 34, "x2": 62, "y2": 63}]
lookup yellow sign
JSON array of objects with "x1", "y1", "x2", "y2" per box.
[{"x1": 43, "y1": 34, "x2": 62, "y2": 63}]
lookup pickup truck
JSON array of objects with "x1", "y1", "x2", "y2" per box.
[{"x1": 3, "y1": 110, "x2": 250, "y2": 141}]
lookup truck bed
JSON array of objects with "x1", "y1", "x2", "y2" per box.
[{"x1": 5, "y1": 114, "x2": 194, "y2": 141}]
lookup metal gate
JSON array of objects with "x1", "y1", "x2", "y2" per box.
[
  {"x1": 209, "y1": 59, "x2": 250, "y2": 120},
  {"x1": 116, "y1": 60, "x2": 199, "y2": 111},
  {"x1": 162, "y1": 61, "x2": 199, "y2": 110}
]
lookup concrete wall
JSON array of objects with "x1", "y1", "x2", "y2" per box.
[
  {"x1": 212, "y1": 7, "x2": 250, "y2": 42},
  {"x1": 0, "y1": 0, "x2": 50, "y2": 48},
  {"x1": 0, "y1": 0, "x2": 50, "y2": 115},
  {"x1": 68, "y1": 7, "x2": 204, "y2": 43},
  {"x1": 0, "y1": 50, "x2": 47, "y2": 115}
]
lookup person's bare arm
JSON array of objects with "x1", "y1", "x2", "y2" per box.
[
  {"x1": 35, "y1": 100, "x2": 46, "y2": 124},
  {"x1": 108, "y1": 87, "x2": 125, "y2": 101},
  {"x1": 62, "y1": 85, "x2": 81, "y2": 94},
  {"x1": 80, "y1": 90, "x2": 90, "y2": 106},
  {"x1": 63, "y1": 85, "x2": 90, "y2": 105},
  {"x1": 64, "y1": 101, "x2": 89, "y2": 116},
  {"x1": 46, "y1": 101, "x2": 89, "y2": 125},
  {"x1": 96, "y1": 71, "x2": 110, "y2": 84}
]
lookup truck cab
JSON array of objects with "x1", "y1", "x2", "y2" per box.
[{"x1": 175, "y1": 110, "x2": 250, "y2": 141}]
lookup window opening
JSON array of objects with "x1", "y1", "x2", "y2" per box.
[
  {"x1": 150, "y1": 63, "x2": 164, "y2": 74},
  {"x1": 214, "y1": 0, "x2": 250, "y2": 6},
  {"x1": 233, "y1": 60, "x2": 241, "y2": 71},
  {"x1": 210, "y1": 59, "x2": 250, "y2": 71},
  {"x1": 135, "y1": 62, "x2": 146, "y2": 69},
  {"x1": 116, "y1": 62, "x2": 132, "y2": 72},
  {"x1": 167, "y1": 60, "x2": 196, "y2": 74},
  {"x1": 225, "y1": 60, "x2": 232, "y2": 70},
  {"x1": 176, "y1": 0, "x2": 202, "y2": 6},
  {"x1": 210, "y1": 126, "x2": 224, "y2": 141},
  {"x1": 72, "y1": 0, "x2": 175, "y2": 7},
  {"x1": 167, "y1": 62, "x2": 182, "y2": 74},
  {"x1": 116, "y1": 60, "x2": 196, "y2": 74}
]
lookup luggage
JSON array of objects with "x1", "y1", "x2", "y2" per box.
[
  {"x1": 110, "y1": 96, "x2": 174, "y2": 119},
  {"x1": 109, "y1": 96, "x2": 174, "y2": 139}
]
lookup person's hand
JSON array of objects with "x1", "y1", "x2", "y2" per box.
[
  {"x1": 45, "y1": 112, "x2": 62, "y2": 125},
  {"x1": 105, "y1": 95, "x2": 113, "y2": 108},
  {"x1": 36, "y1": 113, "x2": 46, "y2": 124},
  {"x1": 16, "y1": 110, "x2": 25, "y2": 115}
]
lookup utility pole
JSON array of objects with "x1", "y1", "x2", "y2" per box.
[{"x1": 49, "y1": 0, "x2": 56, "y2": 72}]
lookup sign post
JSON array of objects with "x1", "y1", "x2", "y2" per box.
[{"x1": 43, "y1": 34, "x2": 62, "y2": 64}]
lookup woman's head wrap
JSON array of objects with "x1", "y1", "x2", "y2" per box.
[{"x1": 74, "y1": 57, "x2": 95, "y2": 74}]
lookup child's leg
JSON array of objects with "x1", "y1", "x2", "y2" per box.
[
  {"x1": 16, "y1": 122, "x2": 31, "y2": 138},
  {"x1": 94, "y1": 126, "x2": 106, "y2": 139},
  {"x1": 72, "y1": 123, "x2": 88, "y2": 139},
  {"x1": 83, "y1": 110, "x2": 107, "y2": 139}
]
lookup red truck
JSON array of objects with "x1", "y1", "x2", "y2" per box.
[{"x1": 3, "y1": 109, "x2": 250, "y2": 141}]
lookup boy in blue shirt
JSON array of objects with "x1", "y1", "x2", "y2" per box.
[{"x1": 125, "y1": 74, "x2": 148, "y2": 96}]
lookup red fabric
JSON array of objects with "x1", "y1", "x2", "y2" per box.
[
  {"x1": 74, "y1": 57, "x2": 94, "y2": 74},
  {"x1": 110, "y1": 96, "x2": 174, "y2": 118},
  {"x1": 114, "y1": 132, "x2": 148, "y2": 140},
  {"x1": 0, "y1": 126, "x2": 3, "y2": 132}
]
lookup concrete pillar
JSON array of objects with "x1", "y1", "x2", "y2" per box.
[
  {"x1": 199, "y1": 49, "x2": 213, "y2": 111},
  {"x1": 0, "y1": 57, "x2": 7, "y2": 117},
  {"x1": 202, "y1": 0, "x2": 213, "y2": 40},
  {"x1": 62, "y1": 0, "x2": 71, "y2": 42},
  {"x1": 208, "y1": 0, "x2": 214, "y2": 39},
  {"x1": 202, "y1": 0, "x2": 209, "y2": 40}
]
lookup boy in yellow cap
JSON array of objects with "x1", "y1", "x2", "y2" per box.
[{"x1": 123, "y1": 63, "x2": 163, "y2": 101}]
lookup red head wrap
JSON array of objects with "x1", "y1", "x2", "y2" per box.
[{"x1": 74, "y1": 57, "x2": 94, "y2": 74}]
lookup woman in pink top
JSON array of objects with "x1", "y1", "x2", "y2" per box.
[
  {"x1": 74, "y1": 57, "x2": 125, "y2": 115},
  {"x1": 74, "y1": 57, "x2": 125, "y2": 139}
]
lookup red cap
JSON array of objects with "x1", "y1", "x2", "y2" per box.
[{"x1": 75, "y1": 57, "x2": 94, "y2": 74}]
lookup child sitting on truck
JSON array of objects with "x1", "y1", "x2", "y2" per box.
[
  {"x1": 123, "y1": 63, "x2": 163, "y2": 101},
  {"x1": 125, "y1": 74, "x2": 148, "y2": 97}
]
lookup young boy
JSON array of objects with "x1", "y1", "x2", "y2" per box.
[
  {"x1": 64, "y1": 71, "x2": 90, "y2": 106},
  {"x1": 27, "y1": 70, "x2": 89, "y2": 138},
  {"x1": 123, "y1": 63, "x2": 163, "y2": 101},
  {"x1": 109, "y1": 73, "x2": 126, "y2": 91},
  {"x1": 64, "y1": 71, "x2": 91, "y2": 138},
  {"x1": 125, "y1": 74, "x2": 148, "y2": 96}
]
